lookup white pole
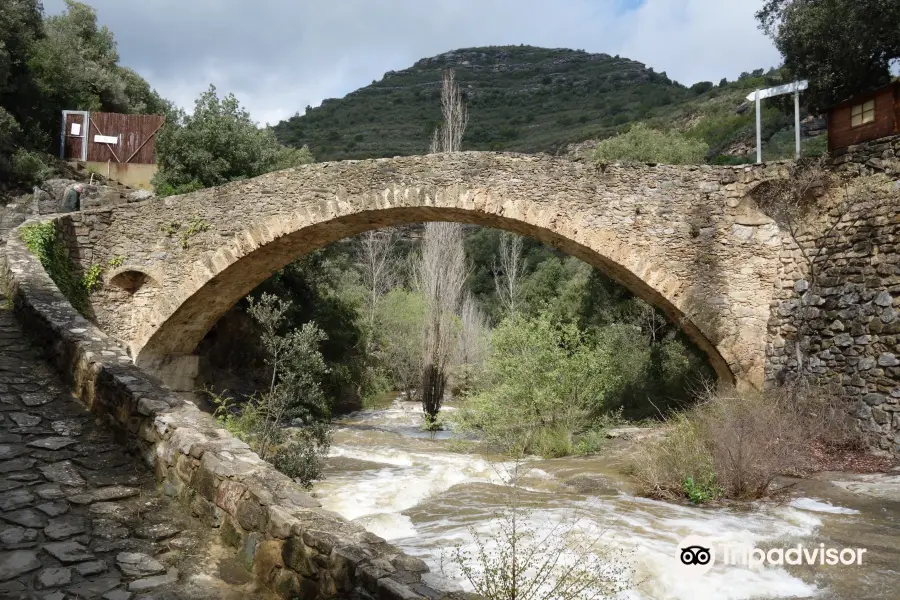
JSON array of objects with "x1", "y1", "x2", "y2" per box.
[
  {"x1": 755, "y1": 91, "x2": 762, "y2": 164},
  {"x1": 794, "y1": 90, "x2": 801, "y2": 159}
]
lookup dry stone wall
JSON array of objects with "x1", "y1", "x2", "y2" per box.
[
  {"x1": 829, "y1": 134, "x2": 900, "y2": 177},
  {"x1": 62, "y1": 152, "x2": 786, "y2": 391},
  {"x1": 2, "y1": 227, "x2": 451, "y2": 600},
  {"x1": 765, "y1": 148, "x2": 900, "y2": 453}
]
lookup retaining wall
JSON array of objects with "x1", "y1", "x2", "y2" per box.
[{"x1": 2, "y1": 218, "x2": 451, "y2": 600}]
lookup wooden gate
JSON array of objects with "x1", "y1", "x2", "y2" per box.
[
  {"x1": 60, "y1": 111, "x2": 165, "y2": 164},
  {"x1": 86, "y1": 112, "x2": 165, "y2": 164}
]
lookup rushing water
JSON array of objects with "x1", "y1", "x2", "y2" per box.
[{"x1": 311, "y1": 398, "x2": 900, "y2": 599}]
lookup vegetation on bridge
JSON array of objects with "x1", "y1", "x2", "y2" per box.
[{"x1": 19, "y1": 221, "x2": 92, "y2": 315}]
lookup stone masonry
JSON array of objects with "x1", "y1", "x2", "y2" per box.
[
  {"x1": 828, "y1": 134, "x2": 900, "y2": 177},
  {"x1": 2, "y1": 232, "x2": 455, "y2": 599},
  {"x1": 0, "y1": 299, "x2": 185, "y2": 599},
  {"x1": 765, "y1": 162, "x2": 900, "y2": 454},
  {"x1": 59, "y1": 152, "x2": 785, "y2": 391}
]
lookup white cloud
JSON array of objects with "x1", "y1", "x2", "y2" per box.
[
  {"x1": 621, "y1": 0, "x2": 781, "y2": 83},
  {"x1": 42, "y1": 0, "x2": 780, "y2": 123}
]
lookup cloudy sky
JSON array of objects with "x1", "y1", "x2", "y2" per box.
[{"x1": 44, "y1": 0, "x2": 782, "y2": 126}]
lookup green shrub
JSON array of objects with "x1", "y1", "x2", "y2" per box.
[
  {"x1": 454, "y1": 312, "x2": 614, "y2": 458},
  {"x1": 682, "y1": 474, "x2": 723, "y2": 504},
  {"x1": 594, "y1": 123, "x2": 708, "y2": 165},
  {"x1": 10, "y1": 149, "x2": 54, "y2": 185},
  {"x1": 80, "y1": 264, "x2": 104, "y2": 293},
  {"x1": 20, "y1": 221, "x2": 91, "y2": 314},
  {"x1": 271, "y1": 423, "x2": 332, "y2": 486},
  {"x1": 153, "y1": 85, "x2": 314, "y2": 196},
  {"x1": 208, "y1": 293, "x2": 332, "y2": 489},
  {"x1": 179, "y1": 217, "x2": 210, "y2": 249},
  {"x1": 574, "y1": 427, "x2": 607, "y2": 456}
]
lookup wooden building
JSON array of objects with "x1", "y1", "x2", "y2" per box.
[
  {"x1": 60, "y1": 110, "x2": 165, "y2": 190},
  {"x1": 827, "y1": 81, "x2": 900, "y2": 152}
]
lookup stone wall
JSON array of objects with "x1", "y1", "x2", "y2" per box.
[
  {"x1": 828, "y1": 134, "x2": 900, "y2": 177},
  {"x1": 765, "y1": 161, "x2": 900, "y2": 453},
  {"x1": 1, "y1": 223, "x2": 451, "y2": 600}
]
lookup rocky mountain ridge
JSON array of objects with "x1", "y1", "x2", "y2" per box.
[{"x1": 275, "y1": 45, "x2": 691, "y2": 161}]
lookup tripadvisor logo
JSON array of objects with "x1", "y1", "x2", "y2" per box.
[
  {"x1": 674, "y1": 535, "x2": 867, "y2": 577},
  {"x1": 675, "y1": 536, "x2": 716, "y2": 576}
]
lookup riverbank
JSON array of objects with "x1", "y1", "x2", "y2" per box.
[{"x1": 309, "y1": 398, "x2": 900, "y2": 599}]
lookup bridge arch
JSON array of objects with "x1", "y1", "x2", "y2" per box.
[{"x1": 74, "y1": 153, "x2": 782, "y2": 391}]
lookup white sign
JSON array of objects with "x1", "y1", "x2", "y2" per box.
[
  {"x1": 746, "y1": 80, "x2": 809, "y2": 102},
  {"x1": 70, "y1": 123, "x2": 81, "y2": 136},
  {"x1": 94, "y1": 134, "x2": 119, "y2": 145}
]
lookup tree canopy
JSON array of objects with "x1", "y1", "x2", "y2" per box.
[
  {"x1": 0, "y1": 0, "x2": 168, "y2": 187},
  {"x1": 757, "y1": 0, "x2": 900, "y2": 110},
  {"x1": 153, "y1": 85, "x2": 314, "y2": 196}
]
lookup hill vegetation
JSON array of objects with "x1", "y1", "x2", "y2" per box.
[{"x1": 273, "y1": 45, "x2": 827, "y2": 164}]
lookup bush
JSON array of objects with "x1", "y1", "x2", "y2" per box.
[
  {"x1": 594, "y1": 123, "x2": 708, "y2": 165},
  {"x1": 209, "y1": 293, "x2": 332, "y2": 489},
  {"x1": 689, "y1": 81, "x2": 714, "y2": 95},
  {"x1": 628, "y1": 413, "x2": 717, "y2": 502},
  {"x1": 629, "y1": 382, "x2": 860, "y2": 501},
  {"x1": 153, "y1": 85, "x2": 314, "y2": 196},
  {"x1": 271, "y1": 423, "x2": 332, "y2": 486},
  {"x1": 19, "y1": 221, "x2": 91, "y2": 314},
  {"x1": 682, "y1": 474, "x2": 723, "y2": 504},
  {"x1": 10, "y1": 149, "x2": 54, "y2": 185},
  {"x1": 444, "y1": 462, "x2": 633, "y2": 600},
  {"x1": 454, "y1": 312, "x2": 614, "y2": 457}
]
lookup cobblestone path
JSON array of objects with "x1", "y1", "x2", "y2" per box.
[{"x1": 0, "y1": 302, "x2": 275, "y2": 600}]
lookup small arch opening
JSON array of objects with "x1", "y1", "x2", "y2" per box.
[{"x1": 109, "y1": 270, "x2": 155, "y2": 294}]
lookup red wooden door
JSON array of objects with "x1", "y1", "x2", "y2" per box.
[{"x1": 63, "y1": 113, "x2": 86, "y2": 160}]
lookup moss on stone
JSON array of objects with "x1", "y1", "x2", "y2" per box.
[{"x1": 19, "y1": 221, "x2": 91, "y2": 315}]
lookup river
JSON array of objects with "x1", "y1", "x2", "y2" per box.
[{"x1": 310, "y1": 398, "x2": 900, "y2": 600}]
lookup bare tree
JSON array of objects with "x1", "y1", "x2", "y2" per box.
[
  {"x1": 356, "y1": 229, "x2": 400, "y2": 332},
  {"x1": 429, "y1": 68, "x2": 468, "y2": 154},
  {"x1": 493, "y1": 231, "x2": 525, "y2": 316},
  {"x1": 455, "y1": 292, "x2": 490, "y2": 395},
  {"x1": 418, "y1": 222, "x2": 468, "y2": 425},
  {"x1": 442, "y1": 460, "x2": 633, "y2": 600},
  {"x1": 416, "y1": 68, "x2": 471, "y2": 426}
]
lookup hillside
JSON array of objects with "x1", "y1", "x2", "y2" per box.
[{"x1": 274, "y1": 45, "x2": 826, "y2": 164}]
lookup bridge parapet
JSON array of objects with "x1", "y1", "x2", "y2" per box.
[{"x1": 2, "y1": 230, "x2": 449, "y2": 600}]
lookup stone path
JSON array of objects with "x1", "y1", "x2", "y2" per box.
[{"x1": 0, "y1": 301, "x2": 276, "y2": 600}]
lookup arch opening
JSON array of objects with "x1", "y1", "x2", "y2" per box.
[
  {"x1": 132, "y1": 206, "x2": 736, "y2": 390},
  {"x1": 109, "y1": 269, "x2": 155, "y2": 294}
]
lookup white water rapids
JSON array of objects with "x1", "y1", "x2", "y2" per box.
[{"x1": 310, "y1": 400, "x2": 899, "y2": 599}]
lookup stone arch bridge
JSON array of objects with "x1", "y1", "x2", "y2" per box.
[{"x1": 60, "y1": 152, "x2": 784, "y2": 391}]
